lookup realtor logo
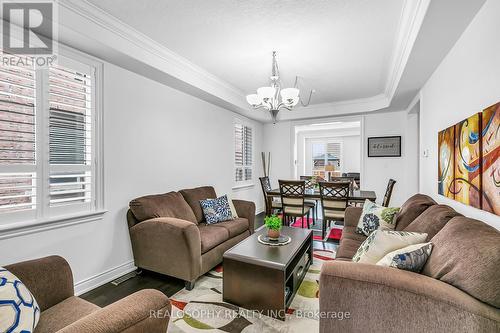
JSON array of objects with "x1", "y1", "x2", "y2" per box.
[
  {"x1": 1, "y1": 0, "x2": 57, "y2": 67},
  {"x1": 2, "y1": 1, "x2": 53, "y2": 54}
]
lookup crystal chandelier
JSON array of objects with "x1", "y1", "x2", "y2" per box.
[{"x1": 246, "y1": 51, "x2": 313, "y2": 123}]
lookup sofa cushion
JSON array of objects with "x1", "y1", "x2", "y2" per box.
[
  {"x1": 180, "y1": 186, "x2": 217, "y2": 223},
  {"x1": 403, "y1": 205, "x2": 461, "y2": 240},
  {"x1": 0, "y1": 267, "x2": 40, "y2": 332},
  {"x1": 336, "y1": 238, "x2": 364, "y2": 260},
  {"x1": 35, "y1": 296, "x2": 99, "y2": 333},
  {"x1": 394, "y1": 194, "x2": 437, "y2": 230},
  {"x1": 198, "y1": 224, "x2": 230, "y2": 254},
  {"x1": 200, "y1": 195, "x2": 234, "y2": 224},
  {"x1": 376, "y1": 242, "x2": 433, "y2": 273},
  {"x1": 341, "y1": 226, "x2": 368, "y2": 243},
  {"x1": 129, "y1": 192, "x2": 197, "y2": 223},
  {"x1": 352, "y1": 230, "x2": 428, "y2": 264},
  {"x1": 356, "y1": 199, "x2": 399, "y2": 236},
  {"x1": 422, "y1": 216, "x2": 500, "y2": 308},
  {"x1": 212, "y1": 218, "x2": 249, "y2": 238}
]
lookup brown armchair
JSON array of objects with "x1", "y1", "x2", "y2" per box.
[
  {"x1": 127, "y1": 186, "x2": 255, "y2": 290},
  {"x1": 5, "y1": 256, "x2": 170, "y2": 333}
]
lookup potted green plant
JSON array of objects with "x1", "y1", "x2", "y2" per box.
[{"x1": 264, "y1": 215, "x2": 282, "y2": 240}]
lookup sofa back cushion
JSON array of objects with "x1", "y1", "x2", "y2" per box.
[
  {"x1": 129, "y1": 191, "x2": 197, "y2": 223},
  {"x1": 422, "y1": 216, "x2": 500, "y2": 308},
  {"x1": 394, "y1": 194, "x2": 437, "y2": 230},
  {"x1": 180, "y1": 186, "x2": 217, "y2": 223},
  {"x1": 403, "y1": 205, "x2": 461, "y2": 240}
]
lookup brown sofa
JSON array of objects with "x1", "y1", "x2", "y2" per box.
[
  {"x1": 320, "y1": 194, "x2": 500, "y2": 332},
  {"x1": 127, "y1": 186, "x2": 255, "y2": 290},
  {"x1": 5, "y1": 256, "x2": 170, "y2": 333}
]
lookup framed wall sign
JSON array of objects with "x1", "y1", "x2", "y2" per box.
[{"x1": 368, "y1": 136, "x2": 402, "y2": 157}]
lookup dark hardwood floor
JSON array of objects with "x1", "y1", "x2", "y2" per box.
[{"x1": 81, "y1": 212, "x2": 338, "y2": 307}]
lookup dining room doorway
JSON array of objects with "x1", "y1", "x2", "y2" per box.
[{"x1": 294, "y1": 120, "x2": 361, "y2": 182}]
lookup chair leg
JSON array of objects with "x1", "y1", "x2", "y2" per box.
[
  {"x1": 322, "y1": 219, "x2": 326, "y2": 239},
  {"x1": 307, "y1": 211, "x2": 311, "y2": 229}
]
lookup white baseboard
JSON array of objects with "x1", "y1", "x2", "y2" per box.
[
  {"x1": 256, "y1": 206, "x2": 265, "y2": 215},
  {"x1": 74, "y1": 260, "x2": 136, "y2": 296}
]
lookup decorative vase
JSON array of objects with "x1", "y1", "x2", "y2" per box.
[{"x1": 267, "y1": 229, "x2": 280, "y2": 240}]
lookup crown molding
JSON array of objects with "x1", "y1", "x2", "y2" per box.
[
  {"x1": 274, "y1": 94, "x2": 389, "y2": 122},
  {"x1": 384, "y1": 0, "x2": 431, "y2": 102},
  {"x1": 57, "y1": 0, "x2": 429, "y2": 123}
]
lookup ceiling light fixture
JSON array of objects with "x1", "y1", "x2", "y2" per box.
[{"x1": 246, "y1": 51, "x2": 314, "y2": 123}]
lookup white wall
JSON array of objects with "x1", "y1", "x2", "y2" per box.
[
  {"x1": 0, "y1": 61, "x2": 264, "y2": 293},
  {"x1": 263, "y1": 111, "x2": 418, "y2": 206},
  {"x1": 362, "y1": 110, "x2": 419, "y2": 206},
  {"x1": 419, "y1": 0, "x2": 500, "y2": 228},
  {"x1": 263, "y1": 121, "x2": 294, "y2": 188},
  {"x1": 343, "y1": 136, "x2": 362, "y2": 174}
]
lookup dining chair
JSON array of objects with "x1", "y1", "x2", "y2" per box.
[
  {"x1": 319, "y1": 181, "x2": 350, "y2": 240},
  {"x1": 259, "y1": 176, "x2": 282, "y2": 216},
  {"x1": 299, "y1": 176, "x2": 320, "y2": 223},
  {"x1": 343, "y1": 172, "x2": 361, "y2": 187},
  {"x1": 382, "y1": 179, "x2": 397, "y2": 207},
  {"x1": 279, "y1": 180, "x2": 313, "y2": 229},
  {"x1": 330, "y1": 176, "x2": 355, "y2": 191}
]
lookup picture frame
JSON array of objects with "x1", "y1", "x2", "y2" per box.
[{"x1": 367, "y1": 136, "x2": 402, "y2": 157}]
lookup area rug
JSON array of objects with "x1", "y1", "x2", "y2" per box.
[
  {"x1": 289, "y1": 218, "x2": 343, "y2": 241},
  {"x1": 167, "y1": 249, "x2": 335, "y2": 333}
]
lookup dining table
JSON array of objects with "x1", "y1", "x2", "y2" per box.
[
  {"x1": 264, "y1": 187, "x2": 377, "y2": 223},
  {"x1": 266, "y1": 188, "x2": 377, "y2": 202}
]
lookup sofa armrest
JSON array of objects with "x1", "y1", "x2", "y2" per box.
[
  {"x1": 58, "y1": 289, "x2": 170, "y2": 333},
  {"x1": 344, "y1": 207, "x2": 362, "y2": 228},
  {"x1": 319, "y1": 261, "x2": 500, "y2": 333},
  {"x1": 129, "y1": 217, "x2": 201, "y2": 281},
  {"x1": 5, "y1": 255, "x2": 74, "y2": 311},
  {"x1": 233, "y1": 199, "x2": 256, "y2": 233}
]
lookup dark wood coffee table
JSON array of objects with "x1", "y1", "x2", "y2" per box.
[{"x1": 223, "y1": 226, "x2": 313, "y2": 320}]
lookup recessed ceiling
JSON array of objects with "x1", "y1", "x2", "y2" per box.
[{"x1": 85, "y1": 0, "x2": 405, "y2": 105}]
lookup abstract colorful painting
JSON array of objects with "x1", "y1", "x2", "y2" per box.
[
  {"x1": 454, "y1": 113, "x2": 482, "y2": 208},
  {"x1": 481, "y1": 102, "x2": 500, "y2": 214},
  {"x1": 438, "y1": 102, "x2": 500, "y2": 216},
  {"x1": 438, "y1": 126, "x2": 455, "y2": 199}
]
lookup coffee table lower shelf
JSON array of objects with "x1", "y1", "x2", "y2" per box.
[{"x1": 222, "y1": 227, "x2": 313, "y2": 321}]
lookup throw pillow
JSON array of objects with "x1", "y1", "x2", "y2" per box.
[
  {"x1": 352, "y1": 230, "x2": 428, "y2": 264},
  {"x1": 376, "y1": 242, "x2": 433, "y2": 272},
  {"x1": 0, "y1": 267, "x2": 40, "y2": 333},
  {"x1": 356, "y1": 200, "x2": 400, "y2": 236},
  {"x1": 224, "y1": 194, "x2": 239, "y2": 219},
  {"x1": 200, "y1": 195, "x2": 234, "y2": 224}
]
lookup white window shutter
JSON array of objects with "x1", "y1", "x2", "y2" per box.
[
  {"x1": 0, "y1": 53, "x2": 37, "y2": 214},
  {"x1": 48, "y1": 65, "x2": 93, "y2": 208},
  {"x1": 234, "y1": 122, "x2": 253, "y2": 182}
]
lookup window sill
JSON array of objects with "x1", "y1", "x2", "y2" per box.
[
  {"x1": 232, "y1": 183, "x2": 255, "y2": 190},
  {"x1": 0, "y1": 210, "x2": 108, "y2": 240}
]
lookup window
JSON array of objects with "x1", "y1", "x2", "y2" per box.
[
  {"x1": 0, "y1": 49, "x2": 102, "y2": 225},
  {"x1": 234, "y1": 122, "x2": 253, "y2": 183},
  {"x1": 311, "y1": 141, "x2": 341, "y2": 178}
]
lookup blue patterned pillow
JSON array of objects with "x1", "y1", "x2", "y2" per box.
[
  {"x1": 0, "y1": 267, "x2": 40, "y2": 333},
  {"x1": 376, "y1": 242, "x2": 433, "y2": 272},
  {"x1": 200, "y1": 195, "x2": 234, "y2": 224}
]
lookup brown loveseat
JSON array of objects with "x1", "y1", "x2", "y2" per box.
[
  {"x1": 5, "y1": 256, "x2": 170, "y2": 333},
  {"x1": 127, "y1": 186, "x2": 255, "y2": 290},
  {"x1": 320, "y1": 194, "x2": 500, "y2": 332}
]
